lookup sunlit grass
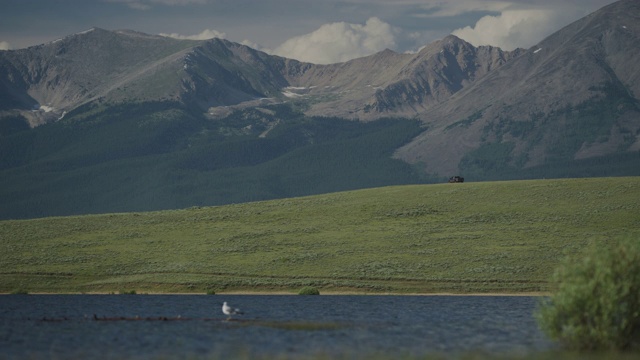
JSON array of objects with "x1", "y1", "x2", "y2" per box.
[{"x1": 1, "y1": 177, "x2": 638, "y2": 294}]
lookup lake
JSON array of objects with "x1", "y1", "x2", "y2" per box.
[{"x1": 0, "y1": 294, "x2": 555, "y2": 359}]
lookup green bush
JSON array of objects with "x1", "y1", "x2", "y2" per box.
[
  {"x1": 118, "y1": 289, "x2": 137, "y2": 295},
  {"x1": 298, "y1": 286, "x2": 320, "y2": 295},
  {"x1": 536, "y1": 236, "x2": 640, "y2": 351}
]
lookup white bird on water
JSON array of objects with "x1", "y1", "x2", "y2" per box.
[{"x1": 222, "y1": 301, "x2": 244, "y2": 320}]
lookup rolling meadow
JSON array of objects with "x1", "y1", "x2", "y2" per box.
[{"x1": 1, "y1": 177, "x2": 639, "y2": 294}]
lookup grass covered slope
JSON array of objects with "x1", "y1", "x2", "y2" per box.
[{"x1": 1, "y1": 177, "x2": 639, "y2": 294}]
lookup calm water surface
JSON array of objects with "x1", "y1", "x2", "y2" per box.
[{"x1": 0, "y1": 295, "x2": 555, "y2": 359}]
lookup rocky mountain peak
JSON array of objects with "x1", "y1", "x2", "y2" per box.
[
  {"x1": 394, "y1": 0, "x2": 640, "y2": 176},
  {"x1": 1, "y1": 22, "x2": 526, "y2": 126}
]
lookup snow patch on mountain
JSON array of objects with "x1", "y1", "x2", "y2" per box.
[
  {"x1": 282, "y1": 91, "x2": 303, "y2": 98},
  {"x1": 37, "y1": 105, "x2": 56, "y2": 112}
]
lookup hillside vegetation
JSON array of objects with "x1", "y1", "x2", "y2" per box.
[
  {"x1": 1, "y1": 177, "x2": 639, "y2": 294},
  {"x1": 0, "y1": 103, "x2": 428, "y2": 220}
]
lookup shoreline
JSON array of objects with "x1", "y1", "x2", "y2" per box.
[{"x1": 2, "y1": 291, "x2": 549, "y2": 296}]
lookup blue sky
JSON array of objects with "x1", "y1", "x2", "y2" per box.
[{"x1": 0, "y1": 0, "x2": 618, "y2": 64}]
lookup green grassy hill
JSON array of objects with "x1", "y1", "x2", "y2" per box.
[{"x1": 1, "y1": 177, "x2": 638, "y2": 294}]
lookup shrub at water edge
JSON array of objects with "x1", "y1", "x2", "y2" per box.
[
  {"x1": 536, "y1": 236, "x2": 640, "y2": 351},
  {"x1": 298, "y1": 286, "x2": 320, "y2": 295}
]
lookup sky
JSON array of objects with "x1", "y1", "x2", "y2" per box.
[{"x1": 0, "y1": 0, "x2": 619, "y2": 64}]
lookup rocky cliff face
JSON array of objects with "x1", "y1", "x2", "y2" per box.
[
  {"x1": 394, "y1": 0, "x2": 640, "y2": 176},
  {"x1": 0, "y1": 29, "x2": 197, "y2": 126},
  {"x1": 274, "y1": 35, "x2": 522, "y2": 120},
  {"x1": 0, "y1": 28, "x2": 520, "y2": 126},
  {"x1": 365, "y1": 36, "x2": 523, "y2": 118}
]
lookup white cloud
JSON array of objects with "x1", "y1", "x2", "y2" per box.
[
  {"x1": 0, "y1": 41, "x2": 11, "y2": 50},
  {"x1": 240, "y1": 39, "x2": 268, "y2": 52},
  {"x1": 159, "y1": 29, "x2": 226, "y2": 40},
  {"x1": 272, "y1": 17, "x2": 397, "y2": 64},
  {"x1": 452, "y1": 9, "x2": 560, "y2": 50}
]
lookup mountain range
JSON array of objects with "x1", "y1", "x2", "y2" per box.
[{"x1": 1, "y1": 0, "x2": 638, "y2": 219}]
